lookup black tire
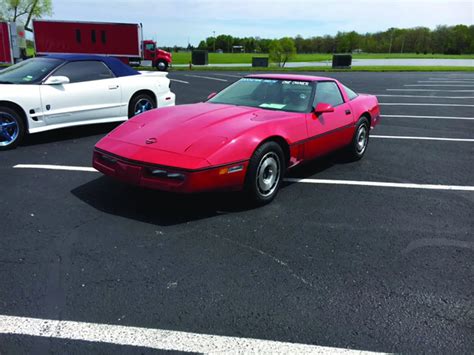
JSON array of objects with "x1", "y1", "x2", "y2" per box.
[
  {"x1": 128, "y1": 93, "x2": 156, "y2": 118},
  {"x1": 156, "y1": 60, "x2": 168, "y2": 71},
  {"x1": 346, "y1": 116, "x2": 370, "y2": 161},
  {"x1": 245, "y1": 141, "x2": 286, "y2": 206},
  {"x1": 0, "y1": 106, "x2": 25, "y2": 151}
]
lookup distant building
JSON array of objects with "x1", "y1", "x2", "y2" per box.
[{"x1": 352, "y1": 48, "x2": 363, "y2": 53}]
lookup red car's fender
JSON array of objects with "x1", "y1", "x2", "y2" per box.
[{"x1": 205, "y1": 113, "x2": 308, "y2": 168}]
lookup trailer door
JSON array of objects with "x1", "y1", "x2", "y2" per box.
[
  {"x1": 40, "y1": 60, "x2": 123, "y2": 126},
  {"x1": 0, "y1": 22, "x2": 13, "y2": 64}
]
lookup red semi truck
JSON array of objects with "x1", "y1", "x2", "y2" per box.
[
  {"x1": 0, "y1": 22, "x2": 26, "y2": 64},
  {"x1": 32, "y1": 20, "x2": 172, "y2": 71}
]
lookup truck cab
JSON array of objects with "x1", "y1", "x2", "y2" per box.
[{"x1": 143, "y1": 40, "x2": 172, "y2": 71}]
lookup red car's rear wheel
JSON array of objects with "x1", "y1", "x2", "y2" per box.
[
  {"x1": 346, "y1": 117, "x2": 370, "y2": 161},
  {"x1": 245, "y1": 141, "x2": 285, "y2": 205}
]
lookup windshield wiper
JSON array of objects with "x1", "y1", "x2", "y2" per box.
[{"x1": 0, "y1": 80, "x2": 13, "y2": 84}]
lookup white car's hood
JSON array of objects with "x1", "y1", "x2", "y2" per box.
[{"x1": 0, "y1": 83, "x2": 39, "y2": 101}]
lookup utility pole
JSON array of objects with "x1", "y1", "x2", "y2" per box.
[{"x1": 213, "y1": 31, "x2": 216, "y2": 52}]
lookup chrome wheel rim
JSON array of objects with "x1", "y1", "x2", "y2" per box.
[
  {"x1": 356, "y1": 125, "x2": 368, "y2": 154},
  {"x1": 256, "y1": 152, "x2": 280, "y2": 197},
  {"x1": 0, "y1": 112, "x2": 19, "y2": 147},
  {"x1": 157, "y1": 61, "x2": 166, "y2": 70},
  {"x1": 134, "y1": 99, "x2": 154, "y2": 115}
]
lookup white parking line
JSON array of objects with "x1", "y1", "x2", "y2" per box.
[
  {"x1": 14, "y1": 164, "x2": 97, "y2": 172},
  {"x1": 404, "y1": 84, "x2": 474, "y2": 87},
  {"x1": 371, "y1": 135, "x2": 474, "y2": 142},
  {"x1": 0, "y1": 315, "x2": 380, "y2": 354},
  {"x1": 185, "y1": 74, "x2": 228, "y2": 82},
  {"x1": 212, "y1": 73, "x2": 243, "y2": 78},
  {"x1": 417, "y1": 81, "x2": 474, "y2": 84},
  {"x1": 13, "y1": 164, "x2": 474, "y2": 192},
  {"x1": 170, "y1": 78, "x2": 190, "y2": 84},
  {"x1": 429, "y1": 78, "x2": 474, "y2": 81},
  {"x1": 387, "y1": 89, "x2": 474, "y2": 92},
  {"x1": 379, "y1": 103, "x2": 474, "y2": 107},
  {"x1": 375, "y1": 94, "x2": 474, "y2": 99},
  {"x1": 284, "y1": 178, "x2": 474, "y2": 192},
  {"x1": 381, "y1": 114, "x2": 474, "y2": 120}
]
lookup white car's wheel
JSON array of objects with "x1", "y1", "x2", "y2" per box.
[
  {"x1": 129, "y1": 93, "x2": 156, "y2": 118},
  {"x1": 0, "y1": 107, "x2": 25, "y2": 151}
]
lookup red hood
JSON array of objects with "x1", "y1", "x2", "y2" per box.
[{"x1": 102, "y1": 103, "x2": 296, "y2": 158}]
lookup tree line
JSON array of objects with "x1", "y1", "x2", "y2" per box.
[
  {"x1": 193, "y1": 25, "x2": 473, "y2": 54},
  {"x1": 0, "y1": 0, "x2": 52, "y2": 32}
]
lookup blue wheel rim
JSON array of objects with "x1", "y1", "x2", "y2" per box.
[
  {"x1": 134, "y1": 99, "x2": 154, "y2": 115},
  {"x1": 0, "y1": 112, "x2": 19, "y2": 147}
]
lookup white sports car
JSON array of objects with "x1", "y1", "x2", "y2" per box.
[{"x1": 0, "y1": 54, "x2": 175, "y2": 150}]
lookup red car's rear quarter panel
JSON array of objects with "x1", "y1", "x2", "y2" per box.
[{"x1": 349, "y1": 94, "x2": 381, "y2": 129}]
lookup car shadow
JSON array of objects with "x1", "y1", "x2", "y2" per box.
[
  {"x1": 71, "y1": 150, "x2": 355, "y2": 227},
  {"x1": 21, "y1": 123, "x2": 121, "y2": 147},
  {"x1": 71, "y1": 176, "x2": 253, "y2": 226},
  {"x1": 285, "y1": 149, "x2": 356, "y2": 179}
]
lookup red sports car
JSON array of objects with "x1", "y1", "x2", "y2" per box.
[{"x1": 93, "y1": 74, "x2": 380, "y2": 204}]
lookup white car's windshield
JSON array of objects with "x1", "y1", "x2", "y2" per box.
[
  {"x1": 0, "y1": 58, "x2": 63, "y2": 85},
  {"x1": 208, "y1": 78, "x2": 315, "y2": 113}
]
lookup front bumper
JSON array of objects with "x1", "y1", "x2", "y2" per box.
[{"x1": 93, "y1": 150, "x2": 248, "y2": 193}]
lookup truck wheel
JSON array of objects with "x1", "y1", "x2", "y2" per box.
[
  {"x1": 156, "y1": 60, "x2": 168, "y2": 71},
  {"x1": 129, "y1": 93, "x2": 156, "y2": 118},
  {"x1": 0, "y1": 106, "x2": 25, "y2": 151},
  {"x1": 245, "y1": 141, "x2": 286, "y2": 206}
]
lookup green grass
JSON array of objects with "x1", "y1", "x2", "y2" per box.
[
  {"x1": 171, "y1": 52, "x2": 474, "y2": 65},
  {"x1": 163, "y1": 65, "x2": 474, "y2": 72},
  {"x1": 21, "y1": 47, "x2": 474, "y2": 63}
]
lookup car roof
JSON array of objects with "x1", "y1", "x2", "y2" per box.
[
  {"x1": 43, "y1": 54, "x2": 139, "y2": 78},
  {"x1": 245, "y1": 73, "x2": 335, "y2": 82}
]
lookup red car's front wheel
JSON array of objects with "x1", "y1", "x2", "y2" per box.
[{"x1": 245, "y1": 141, "x2": 286, "y2": 205}]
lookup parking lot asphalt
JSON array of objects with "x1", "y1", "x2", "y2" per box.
[{"x1": 1, "y1": 71, "x2": 473, "y2": 354}]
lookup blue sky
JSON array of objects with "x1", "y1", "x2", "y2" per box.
[{"x1": 50, "y1": 0, "x2": 473, "y2": 46}]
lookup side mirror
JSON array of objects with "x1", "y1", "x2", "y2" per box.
[
  {"x1": 207, "y1": 92, "x2": 217, "y2": 100},
  {"x1": 44, "y1": 76, "x2": 70, "y2": 85},
  {"x1": 314, "y1": 102, "x2": 334, "y2": 115}
]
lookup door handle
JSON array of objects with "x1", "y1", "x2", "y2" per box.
[
  {"x1": 108, "y1": 85, "x2": 119, "y2": 90},
  {"x1": 345, "y1": 109, "x2": 351, "y2": 115}
]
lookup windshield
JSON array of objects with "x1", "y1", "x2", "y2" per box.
[
  {"x1": 0, "y1": 58, "x2": 63, "y2": 84},
  {"x1": 208, "y1": 78, "x2": 315, "y2": 113}
]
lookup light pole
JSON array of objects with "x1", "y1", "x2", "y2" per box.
[{"x1": 213, "y1": 31, "x2": 216, "y2": 52}]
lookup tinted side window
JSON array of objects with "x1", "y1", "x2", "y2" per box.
[
  {"x1": 314, "y1": 82, "x2": 344, "y2": 107},
  {"x1": 342, "y1": 84, "x2": 358, "y2": 100},
  {"x1": 281, "y1": 81, "x2": 313, "y2": 112},
  {"x1": 53, "y1": 61, "x2": 114, "y2": 83}
]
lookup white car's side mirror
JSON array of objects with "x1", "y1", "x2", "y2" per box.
[{"x1": 44, "y1": 76, "x2": 70, "y2": 85}]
